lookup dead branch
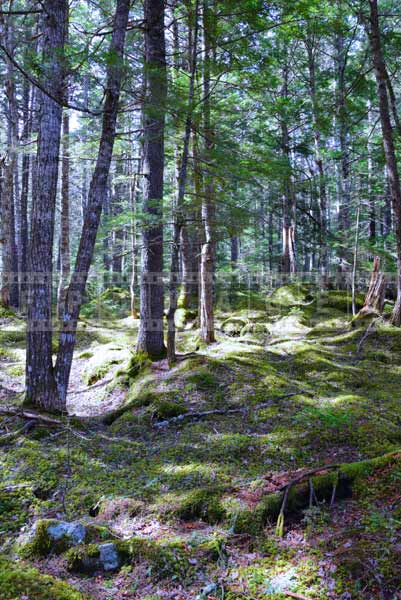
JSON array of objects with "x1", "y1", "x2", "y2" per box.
[
  {"x1": 284, "y1": 592, "x2": 314, "y2": 600},
  {"x1": 154, "y1": 391, "x2": 307, "y2": 427}
]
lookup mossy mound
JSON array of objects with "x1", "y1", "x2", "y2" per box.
[
  {"x1": 269, "y1": 314, "x2": 311, "y2": 338},
  {"x1": 81, "y1": 343, "x2": 128, "y2": 385},
  {"x1": 0, "y1": 556, "x2": 86, "y2": 599},
  {"x1": 318, "y1": 290, "x2": 364, "y2": 313},
  {"x1": 240, "y1": 321, "x2": 269, "y2": 340},
  {"x1": 268, "y1": 284, "x2": 313, "y2": 308},
  {"x1": 221, "y1": 317, "x2": 247, "y2": 336}
]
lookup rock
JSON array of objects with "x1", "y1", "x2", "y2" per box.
[
  {"x1": 67, "y1": 542, "x2": 124, "y2": 574},
  {"x1": 240, "y1": 322, "x2": 269, "y2": 340},
  {"x1": 99, "y1": 542, "x2": 120, "y2": 571},
  {"x1": 18, "y1": 519, "x2": 88, "y2": 557},
  {"x1": 47, "y1": 521, "x2": 86, "y2": 546}
]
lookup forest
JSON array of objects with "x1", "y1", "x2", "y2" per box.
[{"x1": 1, "y1": 0, "x2": 401, "y2": 598}]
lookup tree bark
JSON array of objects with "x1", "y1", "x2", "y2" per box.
[
  {"x1": 54, "y1": 0, "x2": 130, "y2": 404},
  {"x1": 366, "y1": 0, "x2": 401, "y2": 325},
  {"x1": 136, "y1": 0, "x2": 167, "y2": 359},
  {"x1": 1, "y1": 19, "x2": 19, "y2": 308},
  {"x1": 57, "y1": 108, "x2": 71, "y2": 319},
  {"x1": 25, "y1": 0, "x2": 67, "y2": 410},
  {"x1": 200, "y1": 0, "x2": 215, "y2": 344},
  {"x1": 166, "y1": 0, "x2": 200, "y2": 365}
]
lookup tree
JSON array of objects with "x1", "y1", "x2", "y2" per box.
[
  {"x1": 366, "y1": 0, "x2": 401, "y2": 325},
  {"x1": 25, "y1": 0, "x2": 68, "y2": 410},
  {"x1": 136, "y1": 0, "x2": 167, "y2": 359}
]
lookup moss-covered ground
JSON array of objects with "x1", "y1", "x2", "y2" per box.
[{"x1": 1, "y1": 285, "x2": 401, "y2": 598}]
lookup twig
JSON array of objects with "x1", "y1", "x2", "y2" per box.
[
  {"x1": 68, "y1": 378, "x2": 114, "y2": 395},
  {"x1": 154, "y1": 392, "x2": 306, "y2": 427},
  {"x1": 284, "y1": 592, "x2": 314, "y2": 600},
  {"x1": 356, "y1": 316, "x2": 380, "y2": 355}
]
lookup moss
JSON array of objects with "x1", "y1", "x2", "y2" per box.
[
  {"x1": 173, "y1": 488, "x2": 225, "y2": 524},
  {"x1": 186, "y1": 369, "x2": 218, "y2": 390},
  {"x1": 221, "y1": 317, "x2": 247, "y2": 336},
  {"x1": 77, "y1": 350, "x2": 94, "y2": 359},
  {"x1": 0, "y1": 485, "x2": 34, "y2": 538},
  {"x1": 175, "y1": 308, "x2": 197, "y2": 329},
  {"x1": 152, "y1": 399, "x2": 187, "y2": 420},
  {"x1": 0, "y1": 557, "x2": 86, "y2": 600},
  {"x1": 6, "y1": 364, "x2": 24, "y2": 376},
  {"x1": 268, "y1": 284, "x2": 313, "y2": 308}
]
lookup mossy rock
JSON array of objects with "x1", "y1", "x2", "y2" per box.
[
  {"x1": 127, "y1": 537, "x2": 190, "y2": 580},
  {"x1": 240, "y1": 321, "x2": 269, "y2": 340},
  {"x1": 221, "y1": 317, "x2": 247, "y2": 336},
  {"x1": 152, "y1": 398, "x2": 187, "y2": 420},
  {"x1": 268, "y1": 284, "x2": 313, "y2": 308},
  {"x1": 18, "y1": 519, "x2": 87, "y2": 557},
  {"x1": 66, "y1": 541, "x2": 123, "y2": 573},
  {"x1": 0, "y1": 556, "x2": 86, "y2": 600}
]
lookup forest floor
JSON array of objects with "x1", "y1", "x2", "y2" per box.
[{"x1": 1, "y1": 284, "x2": 401, "y2": 599}]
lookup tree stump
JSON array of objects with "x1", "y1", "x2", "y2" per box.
[{"x1": 360, "y1": 256, "x2": 386, "y2": 316}]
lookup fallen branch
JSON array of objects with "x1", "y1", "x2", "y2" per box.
[
  {"x1": 356, "y1": 316, "x2": 380, "y2": 355},
  {"x1": 154, "y1": 391, "x2": 308, "y2": 427},
  {"x1": 0, "y1": 406, "x2": 64, "y2": 426},
  {"x1": 284, "y1": 592, "x2": 314, "y2": 600},
  {"x1": 68, "y1": 377, "x2": 114, "y2": 395}
]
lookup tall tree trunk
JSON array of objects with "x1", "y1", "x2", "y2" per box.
[
  {"x1": 366, "y1": 0, "x2": 401, "y2": 325},
  {"x1": 200, "y1": 0, "x2": 216, "y2": 344},
  {"x1": 335, "y1": 23, "x2": 351, "y2": 237},
  {"x1": 167, "y1": 0, "x2": 200, "y2": 365},
  {"x1": 137, "y1": 0, "x2": 167, "y2": 359},
  {"x1": 25, "y1": 0, "x2": 67, "y2": 409},
  {"x1": 306, "y1": 36, "x2": 328, "y2": 277},
  {"x1": 1, "y1": 19, "x2": 19, "y2": 308},
  {"x1": 57, "y1": 108, "x2": 70, "y2": 318},
  {"x1": 54, "y1": 0, "x2": 130, "y2": 404},
  {"x1": 19, "y1": 74, "x2": 31, "y2": 311}
]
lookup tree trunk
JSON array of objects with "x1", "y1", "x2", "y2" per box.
[
  {"x1": 137, "y1": 0, "x2": 167, "y2": 359},
  {"x1": 57, "y1": 109, "x2": 71, "y2": 319},
  {"x1": 200, "y1": 0, "x2": 215, "y2": 344},
  {"x1": 112, "y1": 159, "x2": 124, "y2": 284},
  {"x1": 167, "y1": 0, "x2": 200, "y2": 365},
  {"x1": 25, "y1": 0, "x2": 67, "y2": 410},
  {"x1": 367, "y1": 0, "x2": 401, "y2": 325},
  {"x1": 361, "y1": 256, "x2": 386, "y2": 315},
  {"x1": 19, "y1": 74, "x2": 31, "y2": 312},
  {"x1": 1, "y1": 20, "x2": 19, "y2": 308},
  {"x1": 54, "y1": 0, "x2": 130, "y2": 404}
]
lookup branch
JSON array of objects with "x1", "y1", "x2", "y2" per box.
[{"x1": 154, "y1": 392, "x2": 309, "y2": 427}]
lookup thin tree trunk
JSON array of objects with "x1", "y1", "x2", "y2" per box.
[
  {"x1": 200, "y1": 0, "x2": 215, "y2": 344},
  {"x1": 25, "y1": 0, "x2": 67, "y2": 410},
  {"x1": 112, "y1": 159, "x2": 124, "y2": 284},
  {"x1": 137, "y1": 0, "x2": 167, "y2": 359},
  {"x1": 366, "y1": 0, "x2": 401, "y2": 325},
  {"x1": 19, "y1": 74, "x2": 31, "y2": 311},
  {"x1": 54, "y1": 0, "x2": 130, "y2": 404},
  {"x1": 1, "y1": 19, "x2": 19, "y2": 308}
]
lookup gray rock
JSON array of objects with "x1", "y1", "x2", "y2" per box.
[
  {"x1": 99, "y1": 543, "x2": 120, "y2": 571},
  {"x1": 47, "y1": 521, "x2": 86, "y2": 546}
]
